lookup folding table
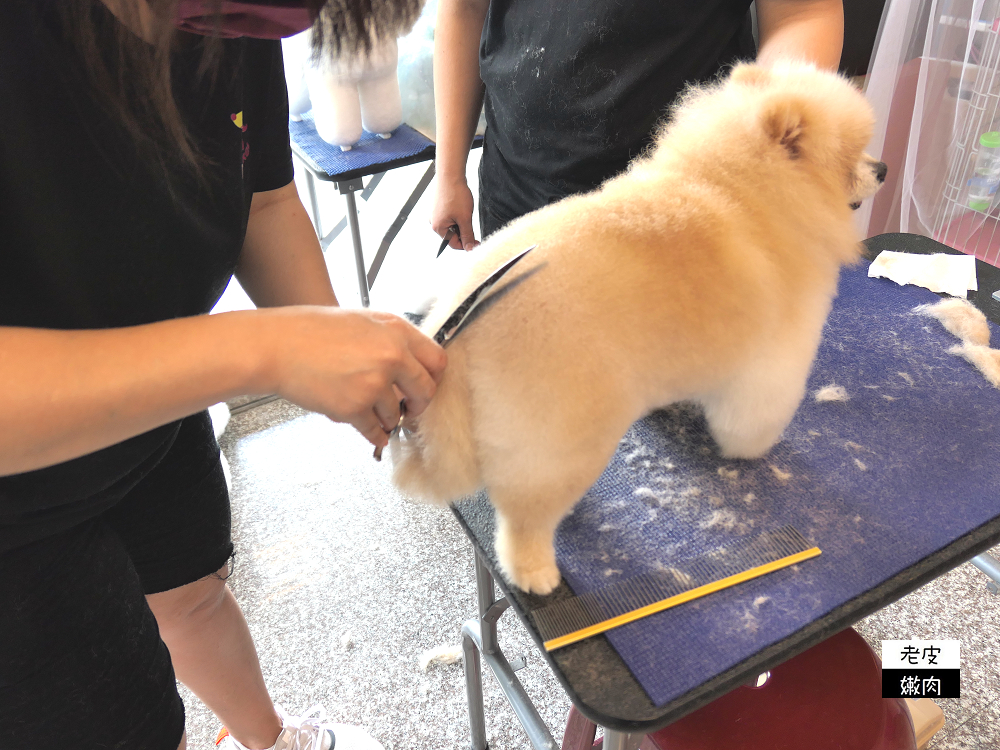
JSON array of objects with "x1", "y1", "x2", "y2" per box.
[
  {"x1": 451, "y1": 233, "x2": 1000, "y2": 749},
  {"x1": 289, "y1": 114, "x2": 481, "y2": 306}
]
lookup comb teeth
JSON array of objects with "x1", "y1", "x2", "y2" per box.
[{"x1": 532, "y1": 525, "x2": 817, "y2": 649}]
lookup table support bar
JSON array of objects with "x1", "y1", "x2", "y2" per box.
[
  {"x1": 340, "y1": 185, "x2": 370, "y2": 307},
  {"x1": 601, "y1": 730, "x2": 643, "y2": 750},
  {"x1": 971, "y1": 552, "x2": 1000, "y2": 592},
  {"x1": 462, "y1": 626, "x2": 488, "y2": 750},
  {"x1": 367, "y1": 162, "x2": 436, "y2": 289},
  {"x1": 462, "y1": 552, "x2": 558, "y2": 750}
]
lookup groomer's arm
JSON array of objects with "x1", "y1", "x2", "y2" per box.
[
  {"x1": 756, "y1": 0, "x2": 844, "y2": 70},
  {"x1": 0, "y1": 309, "x2": 444, "y2": 476},
  {"x1": 429, "y1": 0, "x2": 491, "y2": 251},
  {"x1": 236, "y1": 181, "x2": 339, "y2": 307}
]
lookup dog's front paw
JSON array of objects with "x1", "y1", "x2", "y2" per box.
[
  {"x1": 502, "y1": 558, "x2": 562, "y2": 595},
  {"x1": 494, "y1": 517, "x2": 563, "y2": 594},
  {"x1": 495, "y1": 538, "x2": 562, "y2": 594}
]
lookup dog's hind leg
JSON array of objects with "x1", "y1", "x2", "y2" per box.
[
  {"x1": 701, "y1": 348, "x2": 813, "y2": 459},
  {"x1": 487, "y1": 451, "x2": 617, "y2": 595},
  {"x1": 473, "y1": 364, "x2": 634, "y2": 594}
]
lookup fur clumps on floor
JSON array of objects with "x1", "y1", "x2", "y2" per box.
[
  {"x1": 814, "y1": 384, "x2": 850, "y2": 402},
  {"x1": 914, "y1": 298, "x2": 991, "y2": 346},
  {"x1": 418, "y1": 644, "x2": 463, "y2": 671},
  {"x1": 915, "y1": 298, "x2": 1000, "y2": 389}
]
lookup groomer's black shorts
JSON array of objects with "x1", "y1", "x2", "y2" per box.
[{"x1": 0, "y1": 411, "x2": 232, "y2": 750}]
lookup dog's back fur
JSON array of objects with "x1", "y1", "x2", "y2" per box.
[{"x1": 392, "y1": 62, "x2": 880, "y2": 593}]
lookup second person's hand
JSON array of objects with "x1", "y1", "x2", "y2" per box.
[{"x1": 430, "y1": 176, "x2": 479, "y2": 252}]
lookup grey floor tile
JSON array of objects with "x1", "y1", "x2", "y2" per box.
[{"x1": 927, "y1": 707, "x2": 996, "y2": 750}]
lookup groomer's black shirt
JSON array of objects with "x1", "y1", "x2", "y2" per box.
[
  {"x1": 0, "y1": 0, "x2": 293, "y2": 550},
  {"x1": 479, "y1": 0, "x2": 754, "y2": 226}
]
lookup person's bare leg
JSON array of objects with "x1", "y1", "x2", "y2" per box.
[
  {"x1": 148, "y1": 567, "x2": 282, "y2": 750},
  {"x1": 178, "y1": 731, "x2": 187, "y2": 750}
]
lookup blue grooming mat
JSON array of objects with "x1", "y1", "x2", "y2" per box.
[
  {"x1": 552, "y1": 261, "x2": 1000, "y2": 708},
  {"x1": 289, "y1": 114, "x2": 434, "y2": 181}
]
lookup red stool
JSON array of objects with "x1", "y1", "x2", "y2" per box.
[{"x1": 563, "y1": 627, "x2": 917, "y2": 750}]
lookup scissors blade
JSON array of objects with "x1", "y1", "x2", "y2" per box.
[
  {"x1": 433, "y1": 244, "x2": 536, "y2": 346},
  {"x1": 437, "y1": 225, "x2": 459, "y2": 257}
]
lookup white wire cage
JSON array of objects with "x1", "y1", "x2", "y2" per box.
[{"x1": 863, "y1": 0, "x2": 1000, "y2": 265}]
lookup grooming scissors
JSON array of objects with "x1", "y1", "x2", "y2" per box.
[
  {"x1": 437, "y1": 224, "x2": 460, "y2": 257},
  {"x1": 373, "y1": 244, "x2": 537, "y2": 460}
]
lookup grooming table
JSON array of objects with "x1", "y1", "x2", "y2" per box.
[
  {"x1": 451, "y1": 233, "x2": 1000, "y2": 750},
  {"x1": 289, "y1": 114, "x2": 481, "y2": 306}
]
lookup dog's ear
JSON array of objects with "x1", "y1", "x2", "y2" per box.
[
  {"x1": 761, "y1": 97, "x2": 808, "y2": 160},
  {"x1": 730, "y1": 64, "x2": 771, "y2": 88}
]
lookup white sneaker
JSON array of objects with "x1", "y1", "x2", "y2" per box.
[{"x1": 216, "y1": 705, "x2": 384, "y2": 750}]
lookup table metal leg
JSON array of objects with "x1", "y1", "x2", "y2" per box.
[
  {"x1": 336, "y1": 177, "x2": 370, "y2": 307},
  {"x1": 971, "y1": 552, "x2": 1000, "y2": 594},
  {"x1": 463, "y1": 627, "x2": 489, "y2": 750},
  {"x1": 561, "y1": 706, "x2": 598, "y2": 750},
  {"x1": 601, "y1": 730, "x2": 642, "y2": 750},
  {"x1": 366, "y1": 161, "x2": 437, "y2": 289},
  {"x1": 295, "y1": 159, "x2": 431, "y2": 299},
  {"x1": 361, "y1": 171, "x2": 386, "y2": 200},
  {"x1": 461, "y1": 551, "x2": 559, "y2": 750},
  {"x1": 475, "y1": 551, "x2": 499, "y2": 654},
  {"x1": 305, "y1": 169, "x2": 322, "y2": 239}
]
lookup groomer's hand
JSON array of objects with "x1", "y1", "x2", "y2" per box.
[
  {"x1": 431, "y1": 176, "x2": 479, "y2": 251},
  {"x1": 259, "y1": 307, "x2": 447, "y2": 449}
]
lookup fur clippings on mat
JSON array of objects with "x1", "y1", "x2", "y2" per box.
[
  {"x1": 814, "y1": 385, "x2": 850, "y2": 402},
  {"x1": 949, "y1": 343, "x2": 1000, "y2": 389},
  {"x1": 914, "y1": 298, "x2": 991, "y2": 346},
  {"x1": 418, "y1": 644, "x2": 463, "y2": 671}
]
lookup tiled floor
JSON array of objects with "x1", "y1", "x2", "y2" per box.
[{"x1": 192, "y1": 157, "x2": 1000, "y2": 750}]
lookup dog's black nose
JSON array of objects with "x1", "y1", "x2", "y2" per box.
[{"x1": 875, "y1": 161, "x2": 888, "y2": 183}]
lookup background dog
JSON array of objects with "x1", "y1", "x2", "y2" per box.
[{"x1": 393, "y1": 62, "x2": 885, "y2": 595}]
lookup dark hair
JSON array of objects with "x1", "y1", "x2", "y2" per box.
[
  {"x1": 61, "y1": 0, "x2": 424, "y2": 177},
  {"x1": 59, "y1": 1, "x2": 209, "y2": 177},
  {"x1": 311, "y1": 0, "x2": 424, "y2": 60}
]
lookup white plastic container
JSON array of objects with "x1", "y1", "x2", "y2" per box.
[{"x1": 967, "y1": 131, "x2": 1000, "y2": 211}]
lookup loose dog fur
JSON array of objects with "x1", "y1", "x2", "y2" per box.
[{"x1": 393, "y1": 62, "x2": 884, "y2": 594}]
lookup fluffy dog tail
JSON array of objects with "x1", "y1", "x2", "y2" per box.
[{"x1": 390, "y1": 344, "x2": 481, "y2": 504}]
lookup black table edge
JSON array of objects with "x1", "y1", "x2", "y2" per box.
[{"x1": 290, "y1": 139, "x2": 436, "y2": 184}]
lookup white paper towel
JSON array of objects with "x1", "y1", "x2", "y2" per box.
[{"x1": 868, "y1": 251, "x2": 977, "y2": 297}]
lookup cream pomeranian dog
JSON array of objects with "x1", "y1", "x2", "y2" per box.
[{"x1": 392, "y1": 62, "x2": 885, "y2": 594}]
